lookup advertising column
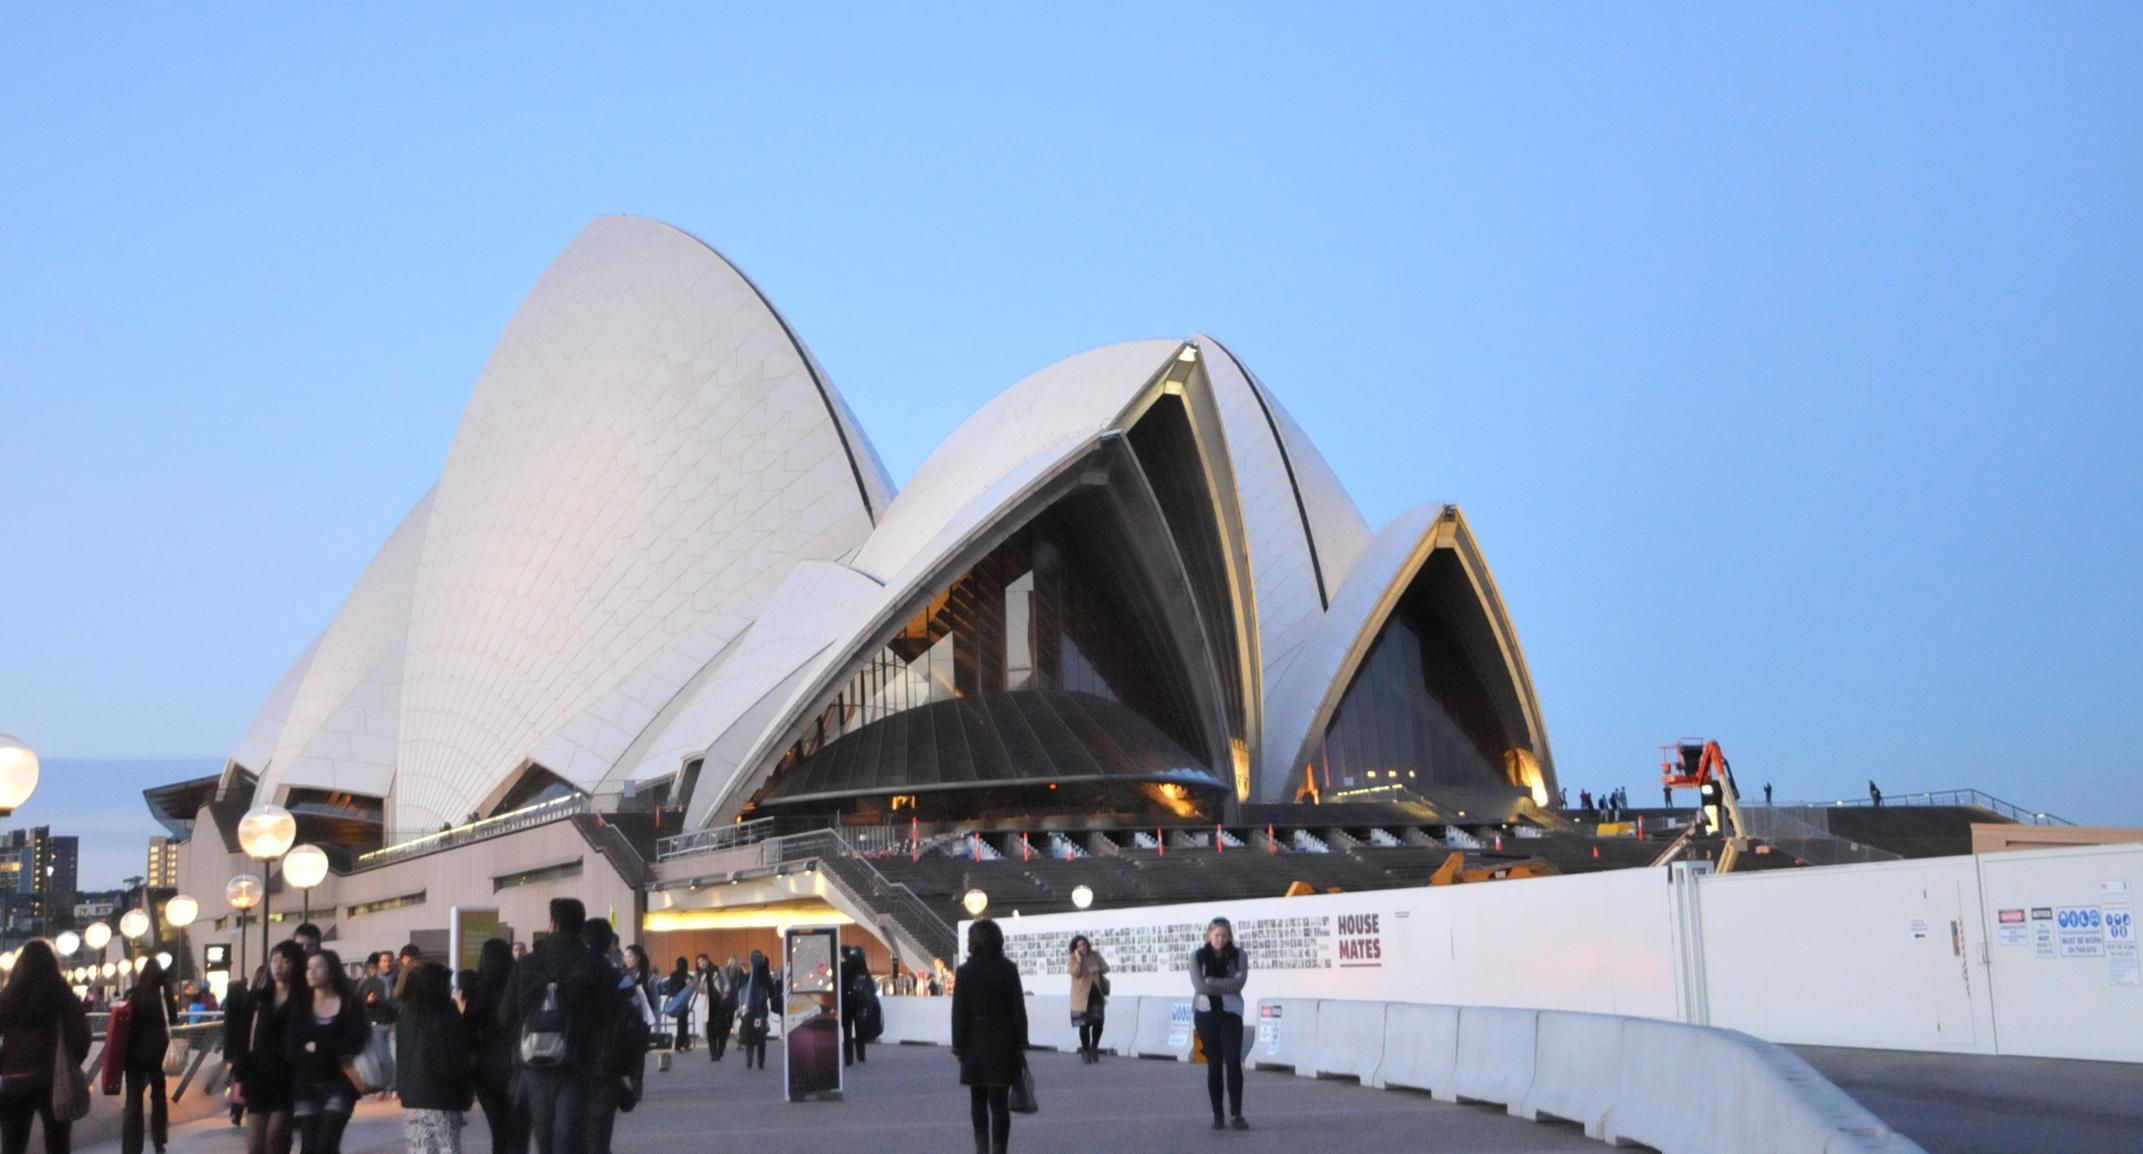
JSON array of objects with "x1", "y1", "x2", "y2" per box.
[{"x1": 783, "y1": 925, "x2": 843, "y2": 1101}]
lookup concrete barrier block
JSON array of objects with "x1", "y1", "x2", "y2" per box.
[
  {"x1": 1130, "y1": 997, "x2": 1193, "y2": 1061},
  {"x1": 1451, "y1": 1006, "x2": 1538, "y2": 1107},
  {"x1": 1370, "y1": 1003, "x2": 1458, "y2": 1095},
  {"x1": 1513, "y1": 1010, "x2": 1624, "y2": 1139},
  {"x1": 1024, "y1": 994, "x2": 1080, "y2": 1053},
  {"x1": 1101, "y1": 996, "x2": 1142, "y2": 1056},
  {"x1": 877, "y1": 996, "x2": 951, "y2": 1046},
  {"x1": 1248, "y1": 998, "x2": 1321, "y2": 1073},
  {"x1": 1307, "y1": 1000, "x2": 1385, "y2": 1083}
]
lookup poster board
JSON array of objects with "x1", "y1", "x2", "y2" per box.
[
  {"x1": 448, "y1": 906, "x2": 502, "y2": 976},
  {"x1": 783, "y1": 925, "x2": 843, "y2": 1101}
]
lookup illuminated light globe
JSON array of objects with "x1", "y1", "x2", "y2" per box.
[
  {"x1": 0, "y1": 950, "x2": 14, "y2": 971},
  {"x1": 83, "y1": 922, "x2": 112, "y2": 951},
  {"x1": 53, "y1": 930, "x2": 79, "y2": 956},
  {"x1": 0, "y1": 735, "x2": 39, "y2": 816},
  {"x1": 226, "y1": 874, "x2": 264, "y2": 910},
  {"x1": 164, "y1": 894, "x2": 199, "y2": 928},
  {"x1": 237, "y1": 804, "x2": 297, "y2": 861},
  {"x1": 155, "y1": 952, "x2": 173, "y2": 970},
  {"x1": 1071, "y1": 884, "x2": 1094, "y2": 911},
  {"x1": 283, "y1": 844, "x2": 330, "y2": 890},
  {"x1": 100, "y1": 961, "x2": 116, "y2": 979},
  {"x1": 961, "y1": 889, "x2": 989, "y2": 917},
  {"x1": 119, "y1": 908, "x2": 151, "y2": 941}
]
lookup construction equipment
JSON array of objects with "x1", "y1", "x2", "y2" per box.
[
  {"x1": 1427, "y1": 851, "x2": 1558, "y2": 885},
  {"x1": 1655, "y1": 739, "x2": 1752, "y2": 872}
]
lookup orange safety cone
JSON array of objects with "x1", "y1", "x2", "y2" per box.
[
  {"x1": 1216, "y1": 824, "x2": 1225, "y2": 853},
  {"x1": 1493, "y1": 832, "x2": 1504, "y2": 852},
  {"x1": 1267, "y1": 824, "x2": 1277, "y2": 854},
  {"x1": 1158, "y1": 828, "x2": 1165, "y2": 858},
  {"x1": 1592, "y1": 845, "x2": 1600, "y2": 859}
]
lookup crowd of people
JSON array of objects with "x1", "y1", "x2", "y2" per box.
[{"x1": 0, "y1": 898, "x2": 1259, "y2": 1154}]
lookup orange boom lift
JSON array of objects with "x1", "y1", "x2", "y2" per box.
[{"x1": 1656, "y1": 738, "x2": 1753, "y2": 872}]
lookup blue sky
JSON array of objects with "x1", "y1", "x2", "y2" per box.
[{"x1": 3, "y1": 4, "x2": 2139, "y2": 885}]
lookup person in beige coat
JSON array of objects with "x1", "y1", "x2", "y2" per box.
[{"x1": 1066, "y1": 936, "x2": 1111, "y2": 1063}]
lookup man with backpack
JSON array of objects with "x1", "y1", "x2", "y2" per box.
[{"x1": 500, "y1": 898, "x2": 619, "y2": 1154}]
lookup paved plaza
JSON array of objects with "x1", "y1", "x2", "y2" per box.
[
  {"x1": 110, "y1": 1042, "x2": 1605, "y2": 1154},
  {"x1": 77, "y1": 1039, "x2": 2143, "y2": 1154}
]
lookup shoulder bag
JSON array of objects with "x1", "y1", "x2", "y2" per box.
[
  {"x1": 53, "y1": 1024, "x2": 92, "y2": 1122},
  {"x1": 1008, "y1": 1059, "x2": 1038, "y2": 1114}
]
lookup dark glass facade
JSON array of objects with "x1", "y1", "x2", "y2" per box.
[
  {"x1": 754, "y1": 490, "x2": 1228, "y2": 819},
  {"x1": 1311, "y1": 550, "x2": 1526, "y2": 798}
]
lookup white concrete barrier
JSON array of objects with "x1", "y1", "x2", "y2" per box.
[
  {"x1": 1450, "y1": 1005, "x2": 1538, "y2": 1106},
  {"x1": 1024, "y1": 994, "x2": 1080, "y2": 1052},
  {"x1": 1604, "y1": 1017, "x2": 1922, "y2": 1154},
  {"x1": 1100, "y1": 996, "x2": 1142, "y2": 1057},
  {"x1": 1307, "y1": 999, "x2": 1385, "y2": 1082},
  {"x1": 1369, "y1": 1002, "x2": 1459, "y2": 1095},
  {"x1": 1130, "y1": 996, "x2": 1193, "y2": 1060},
  {"x1": 1248, "y1": 997, "x2": 1321, "y2": 1073},
  {"x1": 878, "y1": 996, "x2": 951, "y2": 1046},
  {"x1": 1513, "y1": 1010, "x2": 1623, "y2": 1138}
]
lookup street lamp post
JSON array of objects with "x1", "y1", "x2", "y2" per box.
[
  {"x1": 282, "y1": 845, "x2": 328, "y2": 922},
  {"x1": 238, "y1": 806, "x2": 297, "y2": 969},
  {"x1": 0, "y1": 736, "x2": 40, "y2": 817},
  {"x1": 227, "y1": 874, "x2": 263, "y2": 990}
]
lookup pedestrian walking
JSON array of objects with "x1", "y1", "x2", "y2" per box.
[
  {"x1": 284, "y1": 950, "x2": 368, "y2": 1154},
  {"x1": 707, "y1": 956, "x2": 741, "y2": 1061},
  {"x1": 579, "y1": 920, "x2": 643, "y2": 1154},
  {"x1": 461, "y1": 940, "x2": 524, "y2": 1154},
  {"x1": 1067, "y1": 936, "x2": 1109, "y2": 1062},
  {"x1": 1869, "y1": 780, "x2": 1883, "y2": 807},
  {"x1": 395, "y1": 965, "x2": 474, "y2": 1154},
  {"x1": 119, "y1": 958, "x2": 174, "y2": 1154},
  {"x1": 1764, "y1": 782, "x2": 1773, "y2": 805},
  {"x1": 951, "y1": 919, "x2": 1027, "y2": 1154},
  {"x1": 736, "y1": 953, "x2": 774, "y2": 1071},
  {"x1": 840, "y1": 947, "x2": 876, "y2": 1067},
  {"x1": 661, "y1": 959, "x2": 693, "y2": 1053},
  {"x1": 0, "y1": 938, "x2": 92, "y2": 1154},
  {"x1": 1190, "y1": 917, "x2": 1249, "y2": 1131},
  {"x1": 499, "y1": 899, "x2": 617, "y2": 1154},
  {"x1": 235, "y1": 943, "x2": 306, "y2": 1154},
  {"x1": 693, "y1": 956, "x2": 724, "y2": 1062}
]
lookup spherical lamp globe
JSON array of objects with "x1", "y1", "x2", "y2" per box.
[
  {"x1": 0, "y1": 736, "x2": 39, "y2": 816},
  {"x1": 119, "y1": 908, "x2": 151, "y2": 941},
  {"x1": 0, "y1": 950, "x2": 14, "y2": 972},
  {"x1": 283, "y1": 844, "x2": 330, "y2": 890},
  {"x1": 100, "y1": 961, "x2": 116, "y2": 979},
  {"x1": 961, "y1": 888, "x2": 989, "y2": 917},
  {"x1": 83, "y1": 922, "x2": 112, "y2": 951},
  {"x1": 164, "y1": 894, "x2": 199, "y2": 928},
  {"x1": 237, "y1": 805, "x2": 297, "y2": 861},
  {"x1": 155, "y1": 951, "x2": 173, "y2": 971},
  {"x1": 53, "y1": 930, "x2": 79, "y2": 956},
  {"x1": 1071, "y1": 884, "x2": 1094, "y2": 911},
  {"x1": 226, "y1": 874, "x2": 264, "y2": 910}
]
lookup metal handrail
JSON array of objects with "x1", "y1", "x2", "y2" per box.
[
  {"x1": 770, "y1": 829, "x2": 957, "y2": 956},
  {"x1": 1792, "y1": 789, "x2": 2071, "y2": 826},
  {"x1": 655, "y1": 816, "x2": 778, "y2": 861},
  {"x1": 356, "y1": 794, "x2": 592, "y2": 870}
]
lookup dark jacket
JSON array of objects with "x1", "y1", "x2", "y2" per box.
[
  {"x1": 358, "y1": 972, "x2": 398, "y2": 1026},
  {"x1": 232, "y1": 986, "x2": 297, "y2": 1111},
  {"x1": 736, "y1": 967, "x2": 773, "y2": 1041},
  {"x1": 281, "y1": 995, "x2": 368, "y2": 1091},
  {"x1": 124, "y1": 989, "x2": 173, "y2": 1072},
  {"x1": 950, "y1": 955, "x2": 1027, "y2": 1087},
  {"x1": 499, "y1": 936, "x2": 619, "y2": 1077},
  {"x1": 462, "y1": 980, "x2": 516, "y2": 1093},
  {"x1": 0, "y1": 993, "x2": 91, "y2": 1084},
  {"x1": 395, "y1": 996, "x2": 474, "y2": 1111}
]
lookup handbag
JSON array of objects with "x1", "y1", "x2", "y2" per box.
[
  {"x1": 1007, "y1": 1060, "x2": 1038, "y2": 1114},
  {"x1": 52, "y1": 1026, "x2": 91, "y2": 1123}
]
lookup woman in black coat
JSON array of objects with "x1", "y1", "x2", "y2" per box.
[
  {"x1": 735, "y1": 952, "x2": 774, "y2": 1071},
  {"x1": 120, "y1": 959, "x2": 174, "y2": 1154},
  {"x1": 282, "y1": 950, "x2": 368, "y2": 1154},
  {"x1": 460, "y1": 940, "x2": 523, "y2": 1154},
  {"x1": 395, "y1": 965, "x2": 474, "y2": 1154},
  {"x1": 235, "y1": 942, "x2": 305, "y2": 1154},
  {"x1": 662, "y1": 958, "x2": 693, "y2": 1052},
  {"x1": 951, "y1": 919, "x2": 1027, "y2": 1154}
]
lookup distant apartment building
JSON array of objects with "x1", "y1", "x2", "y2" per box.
[
  {"x1": 148, "y1": 836, "x2": 181, "y2": 889},
  {"x1": 0, "y1": 827, "x2": 80, "y2": 935}
]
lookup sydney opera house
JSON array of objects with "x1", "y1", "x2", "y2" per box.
[{"x1": 147, "y1": 216, "x2": 1562, "y2": 966}]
